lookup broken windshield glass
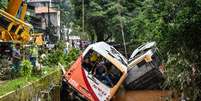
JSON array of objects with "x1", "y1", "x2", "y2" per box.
[{"x1": 105, "y1": 46, "x2": 127, "y2": 66}]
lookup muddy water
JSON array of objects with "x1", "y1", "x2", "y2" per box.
[
  {"x1": 31, "y1": 86, "x2": 60, "y2": 101},
  {"x1": 36, "y1": 87, "x2": 176, "y2": 101},
  {"x1": 112, "y1": 90, "x2": 177, "y2": 101}
]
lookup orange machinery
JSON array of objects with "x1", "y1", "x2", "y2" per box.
[{"x1": 0, "y1": 0, "x2": 32, "y2": 43}]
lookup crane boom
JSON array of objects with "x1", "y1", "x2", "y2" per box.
[{"x1": 0, "y1": 0, "x2": 32, "y2": 42}]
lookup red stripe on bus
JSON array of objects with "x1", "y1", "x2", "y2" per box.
[{"x1": 81, "y1": 68, "x2": 99, "y2": 101}]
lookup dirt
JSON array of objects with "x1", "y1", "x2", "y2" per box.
[{"x1": 0, "y1": 80, "x2": 7, "y2": 85}]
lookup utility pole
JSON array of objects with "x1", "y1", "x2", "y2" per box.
[
  {"x1": 117, "y1": 0, "x2": 128, "y2": 58},
  {"x1": 82, "y1": 0, "x2": 84, "y2": 33},
  {"x1": 48, "y1": 0, "x2": 51, "y2": 28}
]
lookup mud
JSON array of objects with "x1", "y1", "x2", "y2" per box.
[
  {"x1": 113, "y1": 90, "x2": 177, "y2": 101},
  {"x1": 35, "y1": 87, "x2": 178, "y2": 101}
]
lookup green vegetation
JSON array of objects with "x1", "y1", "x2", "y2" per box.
[
  {"x1": 0, "y1": 67, "x2": 60, "y2": 97},
  {"x1": 0, "y1": 0, "x2": 8, "y2": 9},
  {"x1": 0, "y1": 77, "x2": 38, "y2": 96},
  {"x1": 0, "y1": 66, "x2": 59, "y2": 96},
  {"x1": 64, "y1": 48, "x2": 80, "y2": 68},
  {"x1": 42, "y1": 41, "x2": 80, "y2": 67},
  {"x1": 20, "y1": 60, "x2": 33, "y2": 79},
  {"x1": 0, "y1": 41, "x2": 80, "y2": 97}
]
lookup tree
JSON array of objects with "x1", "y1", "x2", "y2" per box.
[
  {"x1": 128, "y1": 0, "x2": 201, "y2": 100},
  {"x1": 70, "y1": 0, "x2": 127, "y2": 41},
  {"x1": 0, "y1": 0, "x2": 8, "y2": 9},
  {"x1": 69, "y1": 0, "x2": 201, "y2": 99}
]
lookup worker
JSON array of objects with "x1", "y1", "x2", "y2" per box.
[
  {"x1": 12, "y1": 43, "x2": 21, "y2": 74},
  {"x1": 90, "y1": 52, "x2": 98, "y2": 62},
  {"x1": 79, "y1": 40, "x2": 83, "y2": 50},
  {"x1": 72, "y1": 40, "x2": 75, "y2": 48},
  {"x1": 30, "y1": 44, "x2": 38, "y2": 68},
  {"x1": 64, "y1": 43, "x2": 68, "y2": 54},
  {"x1": 90, "y1": 51, "x2": 102, "y2": 63},
  {"x1": 82, "y1": 58, "x2": 92, "y2": 72},
  {"x1": 93, "y1": 61, "x2": 114, "y2": 87},
  {"x1": 93, "y1": 61, "x2": 107, "y2": 79}
]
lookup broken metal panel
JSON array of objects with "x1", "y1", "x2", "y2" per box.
[
  {"x1": 125, "y1": 42, "x2": 164, "y2": 90},
  {"x1": 129, "y1": 42, "x2": 156, "y2": 62}
]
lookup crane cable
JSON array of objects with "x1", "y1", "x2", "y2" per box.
[{"x1": 117, "y1": 0, "x2": 128, "y2": 58}]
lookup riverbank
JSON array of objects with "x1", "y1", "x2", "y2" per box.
[{"x1": 0, "y1": 67, "x2": 62, "y2": 101}]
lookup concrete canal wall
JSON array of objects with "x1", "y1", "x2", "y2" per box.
[{"x1": 0, "y1": 69, "x2": 62, "y2": 101}]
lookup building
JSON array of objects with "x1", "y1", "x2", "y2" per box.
[{"x1": 27, "y1": 0, "x2": 61, "y2": 42}]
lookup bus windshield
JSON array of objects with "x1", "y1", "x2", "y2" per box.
[
  {"x1": 82, "y1": 49, "x2": 123, "y2": 88},
  {"x1": 105, "y1": 46, "x2": 128, "y2": 66}
]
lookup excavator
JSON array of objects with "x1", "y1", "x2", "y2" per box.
[{"x1": 0, "y1": 0, "x2": 32, "y2": 43}]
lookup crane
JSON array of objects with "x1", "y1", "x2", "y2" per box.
[{"x1": 0, "y1": 0, "x2": 32, "y2": 43}]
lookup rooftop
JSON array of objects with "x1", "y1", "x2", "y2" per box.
[
  {"x1": 27, "y1": 0, "x2": 62, "y2": 3},
  {"x1": 35, "y1": 7, "x2": 58, "y2": 14}
]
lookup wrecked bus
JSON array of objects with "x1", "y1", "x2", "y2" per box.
[
  {"x1": 61, "y1": 42, "x2": 128, "y2": 101},
  {"x1": 125, "y1": 42, "x2": 164, "y2": 89},
  {"x1": 61, "y1": 42, "x2": 164, "y2": 101}
]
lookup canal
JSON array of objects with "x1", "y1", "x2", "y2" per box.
[
  {"x1": 0, "y1": 68, "x2": 176, "y2": 101},
  {"x1": 30, "y1": 88, "x2": 176, "y2": 101}
]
